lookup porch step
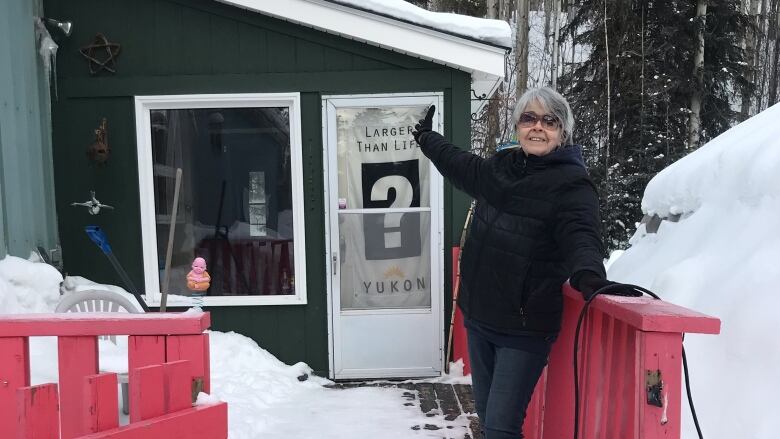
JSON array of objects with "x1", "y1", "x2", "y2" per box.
[{"x1": 326, "y1": 381, "x2": 481, "y2": 438}]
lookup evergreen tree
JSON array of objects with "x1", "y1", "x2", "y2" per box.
[{"x1": 560, "y1": 0, "x2": 752, "y2": 250}]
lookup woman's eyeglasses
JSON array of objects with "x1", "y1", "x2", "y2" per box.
[{"x1": 518, "y1": 112, "x2": 561, "y2": 130}]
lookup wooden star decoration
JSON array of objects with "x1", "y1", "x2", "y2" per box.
[{"x1": 79, "y1": 33, "x2": 121, "y2": 75}]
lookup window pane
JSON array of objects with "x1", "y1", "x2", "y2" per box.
[
  {"x1": 335, "y1": 107, "x2": 430, "y2": 210},
  {"x1": 339, "y1": 212, "x2": 431, "y2": 310},
  {"x1": 150, "y1": 107, "x2": 295, "y2": 297}
]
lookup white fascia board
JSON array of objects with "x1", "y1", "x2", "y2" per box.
[{"x1": 216, "y1": 0, "x2": 507, "y2": 78}]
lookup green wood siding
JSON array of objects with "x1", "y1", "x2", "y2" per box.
[
  {"x1": 45, "y1": 0, "x2": 472, "y2": 374},
  {"x1": 0, "y1": 0, "x2": 59, "y2": 259}
]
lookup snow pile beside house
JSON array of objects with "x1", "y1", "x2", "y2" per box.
[
  {"x1": 608, "y1": 102, "x2": 780, "y2": 438},
  {"x1": 0, "y1": 255, "x2": 62, "y2": 313}
]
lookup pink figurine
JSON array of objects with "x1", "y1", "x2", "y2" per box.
[{"x1": 186, "y1": 257, "x2": 211, "y2": 292}]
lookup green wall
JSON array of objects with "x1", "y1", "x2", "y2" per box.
[
  {"x1": 0, "y1": 0, "x2": 59, "y2": 259},
  {"x1": 45, "y1": 0, "x2": 472, "y2": 375}
]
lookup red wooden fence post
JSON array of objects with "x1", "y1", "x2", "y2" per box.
[
  {"x1": 58, "y1": 336, "x2": 99, "y2": 439},
  {"x1": 130, "y1": 364, "x2": 165, "y2": 423},
  {"x1": 166, "y1": 334, "x2": 211, "y2": 393},
  {"x1": 84, "y1": 373, "x2": 119, "y2": 433},
  {"x1": 163, "y1": 360, "x2": 192, "y2": 413},
  {"x1": 0, "y1": 336, "x2": 30, "y2": 439},
  {"x1": 17, "y1": 383, "x2": 59, "y2": 439}
]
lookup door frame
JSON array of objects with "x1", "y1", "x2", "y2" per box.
[{"x1": 321, "y1": 92, "x2": 445, "y2": 379}]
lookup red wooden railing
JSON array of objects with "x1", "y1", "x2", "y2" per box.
[
  {"x1": 0, "y1": 312, "x2": 227, "y2": 439},
  {"x1": 449, "y1": 247, "x2": 721, "y2": 438}
]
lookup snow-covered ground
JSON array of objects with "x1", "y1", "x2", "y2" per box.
[
  {"x1": 0, "y1": 255, "x2": 471, "y2": 438},
  {"x1": 608, "y1": 102, "x2": 780, "y2": 438}
]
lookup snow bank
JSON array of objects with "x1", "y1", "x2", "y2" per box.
[
  {"x1": 642, "y1": 102, "x2": 780, "y2": 217},
  {"x1": 0, "y1": 255, "x2": 62, "y2": 314},
  {"x1": 609, "y1": 103, "x2": 780, "y2": 438}
]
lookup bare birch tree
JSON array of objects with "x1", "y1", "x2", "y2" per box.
[
  {"x1": 516, "y1": 0, "x2": 530, "y2": 98},
  {"x1": 687, "y1": 0, "x2": 708, "y2": 149},
  {"x1": 487, "y1": 0, "x2": 499, "y2": 19}
]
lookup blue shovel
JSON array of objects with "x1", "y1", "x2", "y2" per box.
[{"x1": 85, "y1": 226, "x2": 151, "y2": 312}]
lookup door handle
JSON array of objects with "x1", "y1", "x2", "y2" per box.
[{"x1": 332, "y1": 253, "x2": 338, "y2": 275}]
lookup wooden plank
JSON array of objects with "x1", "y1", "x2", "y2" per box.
[
  {"x1": 128, "y1": 336, "x2": 166, "y2": 378},
  {"x1": 129, "y1": 365, "x2": 165, "y2": 423},
  {"x1": 84, "y1": 373, "x2": 119, "y2": 433},
  {"x1": 59, "y1": 336, "x2": 99, "y2": 439},
  {"x1": 166, "y1": 334, "x2": 211, "y2": 393},
  {"x1": 416, "y1": 383, "x2": 437, "y2": 416},
  {"x1": 60, "y1": 70, "x2": 453, "y2": 98},
  {"x1": 78, "y1": 402, "x2": 228, "y2": 439},
  {"x1": 432, "y1": 384, "x2": 460, "y2": 421},
  {"x1": 563, "y1": 284, "x2": 721, "y2": 334},
  {"x1": 0, "y1": 312, "x2": 211, "y2": 337},
  {"x1": 17, "y1": 383, "x2": 59, "y2": 439},
  {"x1": 638, "y1": 332, "x2": 683, "y2": 439},
  {"x1": 163, "y1": 360, "x2": 192, "y2": 413},
  {"x1": 0, "y1": 336, "x2": 30, "y2": 439}
]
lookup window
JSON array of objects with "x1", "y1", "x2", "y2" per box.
[{"x1": 135, "y1": 94, "x2": 306, "y2": 306}]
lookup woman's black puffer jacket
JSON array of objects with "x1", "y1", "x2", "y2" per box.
[{"x1": 419, "y1": 132, "x2": 606, "y2": 334}]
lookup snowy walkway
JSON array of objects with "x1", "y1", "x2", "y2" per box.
[{"x1": 327, "y1": 381, "x2": 480, "y2": 439}]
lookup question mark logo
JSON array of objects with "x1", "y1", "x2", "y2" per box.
[
  {"x1": 361, "y1": 160, "x2": 421, "y2": 260},
  {"x1": 371, "y1": 176, "x2": 412, "y2": 249}
]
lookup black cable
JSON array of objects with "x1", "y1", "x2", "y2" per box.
[
  {"x1": 572, "y1": 284, "x2": 702, "y2": 439},
  {"x1": 682, "y1": 346, "x2": 704, "y2": 439}
]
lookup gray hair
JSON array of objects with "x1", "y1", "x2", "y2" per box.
[{"x1": 512, "y1": 87, "x2": 575, "y2": 145}]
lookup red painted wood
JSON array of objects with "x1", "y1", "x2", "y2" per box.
[
  {"x1": 77, "y1": 402, "x2": 228, "y2": 439},
  {"x1": 59, "y1": 336, "x2": 99, "y2": 439},
  {"x1": 166, "y1": 334, "x2": 211, "y2": 393},
  {"x1": 638, "y1": 332, "x2": 683, "y2": 438},
  {"x1": 0, "y1": 313, "x2": 211, "y2": 337},
  {"x1": 129, "y1": 365, "x2": 165, "y2": 423},
  {"x1": 163, "y1": 360, "x2": 192, "y2": 413},
  {"x1": 84, "y1": 373, "x2": 119, "y2": 433},
  {"x1": 538, "y1": 290, "x2": 579, "y2": 439},
  {"x1": 450, "y1": 247, "x2": 470, "y2": 375},
  {"x1": 522, "y1": 367, "x2": 547, "y2": 439},
  {"x1": 0, "y1": 337, "x2": 30, "y2": 439},
  {"x1": 127, "y1": 335, "x2": 166, "y2": 418},
  {"x1": 17, "y1": 383, "x2": 59, "y2": 439},
  {"x1": 563, "y1": 284, "x2": 720, "y2": 334}
]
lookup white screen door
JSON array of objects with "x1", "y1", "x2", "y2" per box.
[{"x1": 323, "y1": 93, "x2": 444, "y2": 379}]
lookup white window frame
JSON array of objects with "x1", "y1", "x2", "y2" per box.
[{"x1": 134, "y1": 93, "x2": 307, "y2": 306}]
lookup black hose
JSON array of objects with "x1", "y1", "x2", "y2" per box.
[
  {"x1": 572, "y1": 284, "x2": 702, "y2": 439},
  {"x1": 682, "y1": 346, "x2": 704, "y2": 439}
]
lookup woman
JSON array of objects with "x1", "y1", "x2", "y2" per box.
[{"x1": 412, "y1": 87, "x2": 637, "y2": 438}]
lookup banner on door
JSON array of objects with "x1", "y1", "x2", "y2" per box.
[{"x1": 336, "y1": 106, "x2": 432, "y2": 310}]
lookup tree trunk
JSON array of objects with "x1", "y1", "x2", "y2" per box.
[
  {"x1": 741, "y1": 0, "x2": 760, "y2": 118},
  {"x1": 551, "y1": 0, "x2": 562, "y2": 88},
  {"x1": 430, "y1": 0, "x2": 445, "y2": 12},
  {"x1": 768, "y1": 0, "x2": 780, "y2": 105},
  {"x1": 502, "y1": 0, "x2": 514, "y2": 22},
  {"x1": 516, "y1": 0, "x2": 530, "y2": 98},
  {"x1": 603, "y1": 0, "x2": 611, "y2": 178},
  {"x1": 758, "y1": 0, "x2": 770, "y2": 110},
  {"x1": 687, "y1": 0, "x2": 707, "y2": 150},
  {"x1": 487, "y1": 0, "x2": 499, "y2": 19}
]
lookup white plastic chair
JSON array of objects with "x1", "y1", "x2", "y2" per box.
[{"x1": 55, "y1": 289, "x2": 143, "y2": 415}]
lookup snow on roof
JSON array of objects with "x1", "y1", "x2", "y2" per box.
[
  {"x1": 325, "y1": 0, "x2": 512, "y2": 48},
  {"x1": 215, "y1": 0, "x2": 509, "y2": 78},
  {"x1": 641, "y1": 102, "x2": 780, "y2": 218}
]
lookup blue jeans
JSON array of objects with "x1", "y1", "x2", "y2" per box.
[{"x1": 467, "y1": 326, "x2": 551, "y2": 439}]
